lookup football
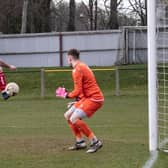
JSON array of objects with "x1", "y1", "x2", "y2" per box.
[{"x1": 5, "y1": 82, "x2": 19, "y2": 96}]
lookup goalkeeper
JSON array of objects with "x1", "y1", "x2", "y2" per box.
[
  {"x1": 56, "y1": 49, "x2": 104, "y2": 153},
  {"x1": 0, "y1": 59, "x2": 16, "y2": 100}
]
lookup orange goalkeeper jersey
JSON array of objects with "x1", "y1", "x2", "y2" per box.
[{"x1": 67, "y1": 61, "x2": 104, "y2": 102}]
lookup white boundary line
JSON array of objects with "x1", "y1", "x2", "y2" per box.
[{"x1": 142, "y1": 151, "x2": 158, "y2": 168}]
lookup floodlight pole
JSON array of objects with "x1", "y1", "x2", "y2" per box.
[{"x1": 147, "y1": 0, "x2": 158, "y2": 152}]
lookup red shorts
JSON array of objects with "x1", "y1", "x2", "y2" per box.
[{"x1": 74, "y1": 98, "x2": 103, "y2": 117}]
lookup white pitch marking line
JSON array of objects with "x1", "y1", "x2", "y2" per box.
[{"x1": 142, "y1": 151, "x2": 158, "y2": 168}]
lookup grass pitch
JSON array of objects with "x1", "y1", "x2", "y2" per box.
[
  {"x1": 0, "y1": 65, "x2": 159, "y2": 168},
  {"x1": 0, "y1": 95, "x2": 148, "y2": 168}
]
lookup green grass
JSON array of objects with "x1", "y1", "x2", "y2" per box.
[
  {"x1": 0, "y1": 95, "x2": 148, "y2": 168},
  {"x1": 0, "y1": 64, "x2": 164, "y2": 168}
]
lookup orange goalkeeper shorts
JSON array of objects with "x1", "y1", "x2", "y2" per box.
[{"x1": 74, "y1": 98, "x2": 103, "y2": 117}]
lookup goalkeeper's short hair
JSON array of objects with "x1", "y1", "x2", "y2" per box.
[{"x1": 67, "y1": 49, "x2": 80, "y2": 60}]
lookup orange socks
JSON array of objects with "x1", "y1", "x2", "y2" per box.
[
  {"x1": 67, "y1": 119, "x2": 98, "y2": 143},
  {"x1": 74, "y1": 119, "x2": 97, "y2": 141},
  {"x1": 67, "y1": 120, "x2": 83, "y2": 141}
]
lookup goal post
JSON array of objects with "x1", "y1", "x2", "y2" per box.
[
  {"x1": 147, "y1": 0, "x2": 158, "y2": 152},
  {"x1": 148, "y1": 0, "x2": 168, "y2": 153}
]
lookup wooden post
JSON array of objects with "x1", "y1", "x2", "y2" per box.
[
  {"x1": 41, "y1": 69, "x2": 45, "y2": 98},
  {"x1": 115, "y1": 66, "x2": 120, "y2": 96}
]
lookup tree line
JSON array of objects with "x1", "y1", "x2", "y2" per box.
[{"x1": 0, "y1": 0, "x2": 147, "y2": 34}]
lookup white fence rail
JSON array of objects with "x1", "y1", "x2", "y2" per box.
[{"x1": 0, "y1": 28, "x2": 147, "y2": 67}]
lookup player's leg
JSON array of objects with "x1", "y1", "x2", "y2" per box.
[
  {"x1": 0, "y1": 68, "x2": 9, "y2": 100},
  {"x1": 67, "y1": 120, "x2": 87, "y2": 150},
  {"x1": 64, "y1": 105, "x2": 86, "y2": 150},
  {"x1": 71, "y1": 115, "x2": 102, "y2": 153},
  {"x1": 70, "y1": 100, "x2": 103, "y2": 153}
]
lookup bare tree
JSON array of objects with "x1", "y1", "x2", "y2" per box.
[
  {"x1": 94, "y1": 0, "x2": 98, "y2": 30},
  {"x1": 27, "y1": 0, "x2": 52, "y2": 33},
  {"x1": 67, "y1": 0, "x2": 76, "y2": 31},
  {"x1": 89, "y1": 0, "x2": 94, "y2": 30},
  {"x1": 80, "y1": 0, "x2": 99, "y2": 30},
  {"x1": 128, "y1": 0, "x2": 147, "y2": 25},
  {"x1": 21, "y1": 0, "x2": 28, "y2": 33},
  {"x1": 108, "y1": 0, "x2": 119, "y2": 29},
  {"x1": 51, "y1": 1, "x2": 70, "y2": 31},
  {"x1": 0, "y1": 0, "x2": 146, "y2": 33},
  {"x1": 41, "y1": 0, "x2": 52, "y2": 32},
  {"x1": 0, "y1": 0, "x2": 23, "y2": 34}
]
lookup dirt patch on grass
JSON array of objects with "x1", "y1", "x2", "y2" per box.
[{"x1": 0, "y1": 136, "x2": 72, "y2": 156}]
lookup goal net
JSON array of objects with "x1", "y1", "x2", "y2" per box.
[
  {"x1": 116, "y1": 26, "x2": 147, "y2": 65},
  {"x1": 157, "y1": 0, "x2": 168, "y2": 151}
]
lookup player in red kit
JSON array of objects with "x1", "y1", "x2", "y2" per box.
[
  {"x1": 0, "y1": 59, "x2": 16, "y2": 100},
  {"x1": 56, "y1": 49, "x2": 104, "y2": 153}
]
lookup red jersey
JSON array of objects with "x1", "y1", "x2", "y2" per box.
[
  {"x1": 68, "y1": 61, "x2": 104, "y2": 102},
  {"x1": 0, "y1": 71, "x2": 6, "y2": 91}
]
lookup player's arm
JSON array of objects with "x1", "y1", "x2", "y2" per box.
[
  {"x1": 0, "y1": 60, "x2": 16, "y2": 100},
  {"x1": 55, "y1": 69, "x2": 83, "y2": 99},
  {"x1": 0, "y1": 59, "x2": 16, "y2": 70}
]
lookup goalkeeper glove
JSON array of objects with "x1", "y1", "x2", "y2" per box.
[{"x1": 55, "y1": 87, "x2": 68, "y2": 98}]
